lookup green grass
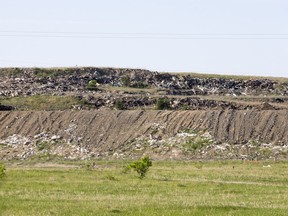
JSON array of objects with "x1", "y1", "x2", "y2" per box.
[
  {"x1": 0, "y1": 160, "x2": 287, "y2": 215},
  {"x1": 0, "y1": 95, "x2": 85, "y2": 110}
]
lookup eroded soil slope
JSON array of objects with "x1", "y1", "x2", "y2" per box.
[{"x1": 0, "y1": 110, "x2": 287, "y2": 160}]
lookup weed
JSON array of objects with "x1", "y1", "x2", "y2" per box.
[
  {"x1": 122, "y1": 165, "x2": 131, "y2": 174},
  {"x1": 0, "y1": 163, "x2": 5, "y2": 178},
  {"x1": 83, "y1": 161, "x2": 95, "y2": 171},
  {"x1": 106, "y1": 174, "x2": 118, "y2": 181},
  {"x1": 194, "y1": 162, "x2": 204, "y2": 169}
]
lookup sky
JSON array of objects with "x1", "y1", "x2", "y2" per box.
[{"x1": 0, "y1": 0, "x2": 288, "y2": 77}]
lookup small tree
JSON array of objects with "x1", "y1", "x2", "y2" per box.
[{"x1": 127, "y1": 156, "x2": 152, "y2": 179}]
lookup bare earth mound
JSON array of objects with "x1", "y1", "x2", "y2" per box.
[{"x1": 0, "y1": 110, "x2": 287, "y2": 160}]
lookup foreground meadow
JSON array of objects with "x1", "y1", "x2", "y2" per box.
[{"x1": 0, "y1": 160, "x2": 287, "y2": 215}]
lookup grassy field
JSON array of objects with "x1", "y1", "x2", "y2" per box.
[{"x1": 0, "y1": 160, "x2": 288, "y2": 215}]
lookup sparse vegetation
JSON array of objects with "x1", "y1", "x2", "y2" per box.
[
  {"x1": 249, "y1": 140, "x2": 261, "y2": 147},
  {"x1": 130, "y1": 82, "x2": 148, "y2": 89},
  {"x1": 36, "y1": 141, "x2": 50, "y2": 151},
  {"x1": 183, "y1": 137, "x2": 213, "y2": 152},
  {"x1": 259, "y1": 148, "x2": 272, "y2": 159},
  {"x1": 33, "y1": 68, "x2": 74, "y2": 78},
  {"x1": 168, "y1": 71, "x2": 288, "y2": 83},
  {"x1": 0, "y1": 68, "x2": 22, "y2": 77},
  {"x1": 102, "y1": 85, "x2": 158, "y2": 95},
  {"x1": 180, "y1": 128, "x2": 200, "y2": 134}
]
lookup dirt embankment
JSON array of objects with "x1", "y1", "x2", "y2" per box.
[{"x1": 0, "y1": 110, "x2": 287, "y2": 160}]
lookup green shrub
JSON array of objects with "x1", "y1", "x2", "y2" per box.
[
  {"x1": 120, "y1": 76, "x2": 131, "y2": 87},
  {"x1": 156, "y1": 98, "x2": 170, "y2": 110},
  {"x1": 0, "y1": 163, "x2": 6, "y2": 178},
  {"x1": 86, "y1": 80, "x2": 98, "y2": 91},
  {"x1": 115, "y1": 100, "x2": 124, "y2": 110},
  {"x1": 127, "y1": 156, "x2": 152, "y2": 179}
]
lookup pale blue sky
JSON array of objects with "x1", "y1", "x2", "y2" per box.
[{"x1": 1, "y1": 0, "x2": 288, "y2": 77}]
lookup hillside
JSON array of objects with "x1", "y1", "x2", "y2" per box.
[
  {"x1": 0, "y1": 67, "x2": 288, "y2": 160},
  {"x1": 1, "y1": 109, "x2": 288, "y2": 161}
]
